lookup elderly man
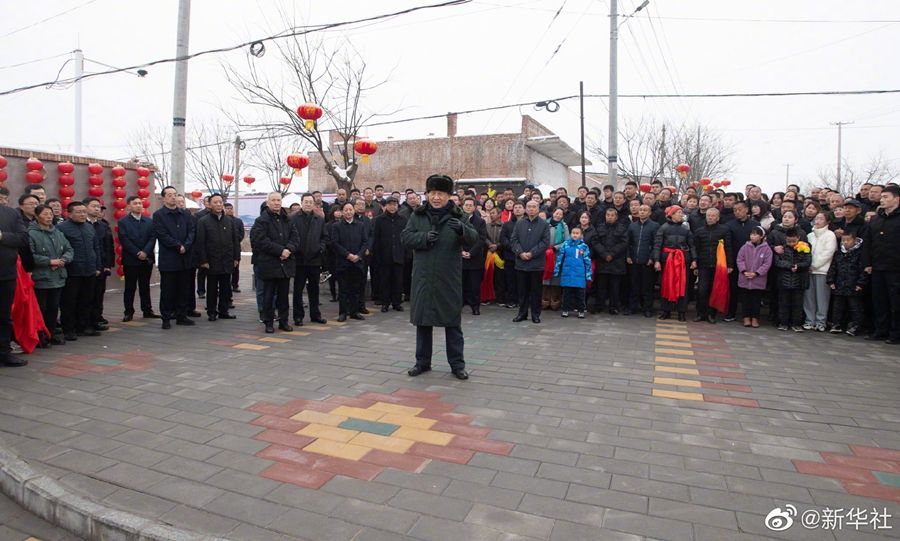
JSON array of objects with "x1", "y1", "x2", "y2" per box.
[
  {"x1": 154, "y1": 187, "x2": 196, "y2": 329},
  {"x1": 58, "y1": 201, "x2": 103, "y2": 339},
  {"x1": 511, "y1": 200, "x2": 551, "y2": 323},
  {"x1": 251, "y1": 192, "x2": 299, "y2": 334},
  {"x1": 372, "y1": 197, "x2": 408, "y2": 313},
  {"x1": 402, "y1": 174, "x2": 478, "y2": 380},
  {"x1": 692, "y1": 207, "x2": 733, "y2": 323},
  {"x1": 195, "y1": 194, "x2": 242, "y2": 321},
  {"x1": 291, "y1": 193, "x2": 328, "y2": 326}
]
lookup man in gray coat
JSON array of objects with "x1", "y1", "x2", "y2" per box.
[
  {"x1": 512, "y1": 200, "x2": 551, "y2": 323},
  {"x1": 401, "y1": 175, "x2": 478, "y2": 380}
]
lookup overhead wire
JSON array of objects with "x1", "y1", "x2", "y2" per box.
[
  {"x1": 0, "y1": 51, "x2": 72, "y2": 71},
  {"x1": 0, "y1": 0, "x2": 101, "y2": 39}
]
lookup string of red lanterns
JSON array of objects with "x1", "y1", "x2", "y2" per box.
[
  {"x1": 25, "y1": 157, "x2": 44, "y2": 184},
  {"x1": 87, "y1": 163, "x2": 104, "y2": 199},
  {"x1": 57, "y1": 162, "x2": 75, "y2": 216},
  {"x1": 136, "y1": 166, "x2": 152, "y2": 216},
  {"x1": 0, "y1": 155, "x2": 7, "y2": 187}
]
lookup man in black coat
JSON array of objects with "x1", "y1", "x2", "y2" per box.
[
  {"x1": 193, "y1": 196, "x2": 210, "y2": 300},
  {"x1": 251, "y1": 192, "x2": 299, "y2": 333},
  {"x1": 692, "y1": 208, "x2": 734, "y2": 323},
  {"x1": 724, "y1": 201, "x2": 759, "y2": 321},
  {"x1": 0, "y1": 203, "x2": 28, "y2": 366},
  {"x1": 195, "y1": 194, "x2": 241, "y2": 321},
  {"x1": 460, "y1": 197, "x2": 489, "y2": 315},
  {"x1": 84, "y1": 198, "x2": 113, "y2": 330},
  {"x1": 58, "y1": 201, "x2": 103, "y2": 340},
  {"x1": 511, "y1": 200, "x2": 551, "y2": 323},
  {"x1": 291, "y1": 193, "x2": 328, "y2": 326},
  {"x1": 498, "y1": 201, "x2": 524, "y2": 308},
  {"x1": 117, "y1": 196, "x2": 159, "y2": 321},
  {"x1": 224, "y1": 202, "x2": 244, "y2": 293},
  {"x1": 153, "y1": 186, "x2": 196, "y2": 329},
  {"x1": 863, "y1": 184, "x2": 900, "y2": 344},
  {"x1": 330, "y1": 201, "x2": 369, "y2": 322},
  {"x1": 371, "y1": 197, "x2": 407, "y2": 313}
]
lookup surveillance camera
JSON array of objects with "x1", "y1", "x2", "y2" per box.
[{"x1": 137, "y1": 69, "x2": 148, "y2": 77}]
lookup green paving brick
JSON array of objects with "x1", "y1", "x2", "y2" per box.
[
  {"x1": 339, "y1": 418, "x2": 400, "y2": 437},
  {"x1": 90, "y1": 358, "x2": 123, "y2": 366},
  {"x1": 873, "y1": 471, "x2": 900, "y2": 488}
]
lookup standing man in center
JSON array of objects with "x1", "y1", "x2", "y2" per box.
[
  {"x1": 195, "y1": 194, "x2": 242, "y2": 321},
  {"x1": 372, "y1": 196, "x2": 407, "y2": 313},
  {"x1": 402, "y1": 175, "x2": 477, "y2": 380},
  {"x1": 85, "y1": 198, "x2": 113, "y2": 330},
  {"x1": 118, "y1": 196, "x2": 159, "y2": 321},
  {"x1": 251, "y1": 192, "x2": 299, "y2": 334},
  {"x1": 153, "y1": 186, "x2": 196, "y2": 329},
  {"x1": 291, "y1": 193, "x2": 328, "y2": 326},
  {"x1": 512, "y1": 200, "x2": 551, "y2": 324}
]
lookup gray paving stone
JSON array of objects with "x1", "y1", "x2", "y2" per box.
[
  {"x1": 468, "y1": 453, "x2": 541, "y2": 476},
  {"x1": 206, "y1": 433, "x2": 270, "y2": 454},
  {"x1": 491, "y1": 472, "x2": 569, "y2": 499},
  {"x1": 152, "y1": 455, "x2": 223, "y2": 482},
  {"x1": 206, "y1": 449, "x2": 274, "y2": 475},
  {"x1": 102, "y1": 487, "x2": 178, "y2": 518},
  {"x1": 205, "y1": 467, "x2": 280, "y2": 498},
  {"x1": 610, "y1": 474, "x2": 690, "y2": 501},
  {"x1": 205, "y1": 491, "x2": 291, "y2": 528},
  {"x1": 94, "y1": 461, "x2": 171, "y2": 490},
  {"x1": 537, "y1": 463, "x2": 611, "y2": 488},
  {"x1": 648, "y1": 497, "x2": 739, "y2": 530},
  {"x1": 374, "y1": 469, "x2": 451, "y2": 495},
  {"x1": 465, "y1": 503, "x2": 555, "y2": 539},
  {"x1": 268, "y1": 508, "x2": 362, "y2": 540},
  {"x1": 143, "y1": 477, "x2": 225, "y2": 507},
  {"x1": 330, "y1": 498, "x2": 420, "y2": 534},
  {"x1": 422, "y1": 459, "x2": 497, "y2": 485},
  {"x1": 100, "y1": 443, "x2": 169, "y2": 467},
  {"x1": 323, "y1": 476, "x2": 400, "y2": 504},
  {"x1": 43, "y1": 449, "x2": 118, "y2": 475},
  {"x1": 564, "y1": 484, "x2": 648, "y2": 514},
  {"x1": 509, "y1": 445, "x2": 580, "y2": 466},
  {"x1": 159, "y1": 504, "x2": 240, "y2": 536},
  {"x1": 388, "y1": 489, "x2": 473, "y2": 521},
  {"x1": 603, "y1": 508, "x2": 694, "y2": 541},
  {"x1": 408, "y1": 515, "x2": 503, "y2": 541},
  {"x1": 265, "y1": 484, "x2": 345, "y2": 515},
  {"x1": 444, "y1": 480, "x2": 524, "y2": 510},
  {"x1": 549, "y1": 520, "x2": 642, "y2": 541},
  {"x1": 517, "y1": 494, "x2": 606, "y2": 528}
]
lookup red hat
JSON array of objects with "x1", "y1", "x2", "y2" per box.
[{"x1": 665, "y1": 205, "x2": 683, "y2": 218}]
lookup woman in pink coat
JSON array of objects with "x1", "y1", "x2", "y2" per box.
[{"x1": 736, "y1": 226, "x2": 773, "y2": 328}]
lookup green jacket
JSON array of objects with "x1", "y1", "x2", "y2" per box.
[
  {"x1": 28, "y1": 221, "x2": 73, "y2": 289},
  {"x1": 401, "y1": 202, "x2": 477, "y2": 328}
]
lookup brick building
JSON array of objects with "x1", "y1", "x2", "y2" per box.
[{"x1": 307, "y1": 114, "x2": 595, "y2": 195}]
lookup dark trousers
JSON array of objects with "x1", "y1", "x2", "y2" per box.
[
  {"x1": 832, "y1": 295, "x2": 864, "y2": 329},
  {"x1": 502, "y1": 260, "x2": 518, "y2": 304},
  {"x1": 561, "y1": 287, "x2": 586, "y2": 312},
  {"x1": 871, "y1": 270, "x2": 900, "y2": 339},
  {"x1": 196, "y1": 267, "x2": 207, "y2": 295},
  {"x1": 123, "y1": 264, "x2": 153, "y2": 315},
  {"x1": 516, "y1": 270, "x2": 543, "y2": 318},
  {"x1": 415, "y1": 325, "x2": 464, "y2": 371},
  {"x1": 596, "y1": 274, "x2": 623, "y2": 311},
  {"x1": 370, "y1": 262, "x2": 381, "y2": 302},
  {"x1": 740, "y1": 288, "x2": 763, "y2": 318},
  {"x1": 34, "y1": 287, "x2": 62, "y2": 335},
  {"x1": 0, "y1": 279, "x2": 14, "y2": 356},
  {"x1": 159, "y1": 269, "x2": 192, "y2": 321},
  {"x1": 629, "y1": 263, "x2": 656, "y2": 312},
  {"x1": 262, "y1": 277, "x2": 290, "y2": 324},
  {"x1": 725, "y1": 271, "x2": 740, "y2": 318},
  {"x1": 379, "y1": 263, "x2": 404, "y2": 309},
  {"x1": 462, "y1": 268, "x2": 483, "y2": 308},
  {"x1": 293, "y1": 265, "x2": 322, "y2": 321},
  {"x1": 61, "y1": 275, "x2": 95, "y2": 332},
  {"x1": 231, "y1": 267, "x2": 240, "y2": 290},
  {"x1": 660, "y1": 265, "x2": 690, "y2": 314},
  {"x1": 90, "y1": 273, "x2": 108, "y2": 323},
  {"x1": 338, "y1": 267, "x2": 365, "y2": 316},
  {"x1": 778, "y1": 288, "x2": 804, "y2": 327},
  {"x1": 403, "y1": 259, "x2": 413, "y2": 299},
  {"x1": 695, "y1": 267, "x2": 716, "y2": 318},
  {"x1": 206, "y1": 273, "x2": 233, "y2": 316}
]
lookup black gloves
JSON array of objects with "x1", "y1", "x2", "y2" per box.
[
  {"x1": 447, "y1": 217, "x2": 463, "y2": 235},
  {"x1": 426, "y1": 230, "x2": 439, "y2": 244}
]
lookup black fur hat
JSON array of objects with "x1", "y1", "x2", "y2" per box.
[{"x1": 425, "y1": 174, "x2": 454, "y2": 194}]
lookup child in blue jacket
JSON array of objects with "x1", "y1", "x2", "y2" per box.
[{"x1": 554, "y1": 226, "x2": 593, "y2": 318}]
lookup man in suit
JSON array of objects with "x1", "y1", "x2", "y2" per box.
[
  {"x1": 153, "y1": 187, "x2": 196, "y2": 329},
  {"x1": 371, "y1": 197, "x2": 408, "y2": 313},
  {"x1": 291, "y1": 193, "x2": 328, "y2": 326},
  {"x1": 0, "y1": 203, "x2": 28, "y2": 366},
  {"x1": 195, "y1": 194, "x2": 242, "y2": 321},
  {"x1": 117, "y1": 196, "x2": 159, "y2": 321}
]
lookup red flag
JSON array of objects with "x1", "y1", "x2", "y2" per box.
[
  {"x1": 542, "y1": 248, "x2": 556, "y2": 281},
  {"x1": 709, "y1": 239, "x2": 730, "y2": 314},
  {"x1": 12, "y1": 258, "x2": 50, "y2": 353},
  {"x1": 660, "y1": 248, "x2": 686, "y2": 302},
  {"x1": 480, "y1": 253, "x2": 496, "y2": 302}
]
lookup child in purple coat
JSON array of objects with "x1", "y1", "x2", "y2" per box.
[{"x1": 736, "y1": 226, "x2": 773, "y2": 328}]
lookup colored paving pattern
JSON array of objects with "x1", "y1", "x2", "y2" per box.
[
  {"x1": 793, "y1": 445, "x2": 900, "y2": 503},
  {"x1": 245, "y1": 389, "x2": 514, "y2": 489},
  {"x1": 651, "y1": 320, "x2": 759, "y2": 407},
  {"x1": 42, "y1": 350, "x2": 154, "y2": 378},
  {"x1": 209, "y1": 320, "x2": 347, "y2": 350}
]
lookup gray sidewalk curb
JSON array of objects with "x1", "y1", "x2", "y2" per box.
[{"x1": 0, "y1": 441, "x2": 232, "y2": 541}]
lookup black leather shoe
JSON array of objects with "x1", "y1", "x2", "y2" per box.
[
  {"x1": 161, "y1": 320, "x2": 171, "y2": 330},
  {"x1": 208, "y1": 314, "x2": 218, "y2": 322},
  {"x1": 310, "y1": 317, "x2": 327, "y2": 324},
  {"x1": 189, "y1": 310, "x2": 202, "y2": 318},
  {"x1": 693, "y1": 315, "x2": 705, "y2": 322},
  {"x1": 392, "y1": 306, "x2": 403, "y2": 312},
  {"x1": 143, "y1": 311, "x2": 161, "y2": 319},
  {"x1": 92, "y1": 323, "x2": 108, "y2": 331},
  {"x1": 349, "y1": 313, "x2": 365, "y2": 321},
  {"x1": 359, "y1": 307, "x2": 370, "y2": 315},
  {"x1": 81, "y1": 328, "x2": 101, "y2": 337},
  {"x1": 472, "y1": 306, "x2": 480, "y2": 315},
  {"x1": 532, "y1": 317, "x2": 541, "y2": 324},
  {"x1": 122, "y1": 314, "x2": 133, "y2": 322},
  {"x1": 232, "y1": 287, "x2": 241, "y2": 293},
  {"x1": 677, "y1": 313, "x2": 687, "y2": 322},
  {"x1": 407, "y1": 366, "x2": 431, "y2": 377},
  {"x1": 278, "y1": 322, "x2": 293, "y2": 332},
  {"x1": 176, "y1": 318, "x2": 195, "y2": 326},
  {"x1": 293, "y1": 319, "x2": 305, "y2": 326},
  {"x1": 452, "y1": 369, "x2": 469, "y2": 380},
  {"x1": 265, "y1": 323, "x2": 275, "y2": 333},
  {"x1": 512, "y1": 314, "x2": 527, "y2": 322},
  {"x1": 707, "y1": 315, "x2": 717, "y2": 324},
  {"x1": 64, "y1": 332, "x2": 78, "y2": 341},
  {"x1": 658, "y1": 312, "x2": 671, "y2": 320},
  {"x1": 337, "y1": 314, "x2": 347, "y2": 322},
  {"x1": 886, "y1": 338, "x2": 900, "y2": 345},
  {"x1": 866, "y1": 334, "x2": 888, "y2": 341},
  {"x1": 218, "y1": 313, "x2": 236, "y2": 319},
  {"x1": 381, "y1": 305, "x2": 390, "y2": 313},
  {"x1": 644, "y1": 311, "x2": 653, "y2": 318},
  {"x1": 330, "y1": 297, "x2": 338, "y2": 302},
  {"x1": 98, "y1": 318, "x2": 109, "y2": 325},
  {"x1": 1, "y1": 355, "x2": 27, "y2": 367}
]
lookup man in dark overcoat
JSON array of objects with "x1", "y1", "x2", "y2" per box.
[{"x1": 195, "y1": 194, "x2": 242, "y2": 321}]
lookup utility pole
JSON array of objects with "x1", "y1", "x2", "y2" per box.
[
  {"x1": 233, "y1": 135, "x2": 242, "y2": 216},
  {"x1": 579, "y1": 81, "x2": 586, "y2": 188},
  {"x1": 784, "y1": 163, "x2": 791, "y2": 190},
  {"x1": 170, "y1": 0, "x2": 192, "y2": 195},
  {"x1": 831, "y1": 121, "x2": 853, "y2": 193},
  {"x1": 608, "y1": 0, "x2": 618, "y2": 188},
  {"x1": 74, "y1": 49, "x2": 84, "y2": 154}
]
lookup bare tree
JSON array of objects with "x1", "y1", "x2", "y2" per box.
[
  {"x1": 185, "y1": 121, "x2": 236, "y2": 198},
  {"x1": 128, "y1": 124, "x2": 171, "y2": 188},
  {"x1": 244, "y1": 129, "x2": 306, "y2": 196},
  {"x1": 224, "y1": 29, "x2": 390, "y2": 193},
  {"x1": 590, "y1": 119, "x2": 734, "y2": 191},
  {"x1": 814, "y1": 152, "x2": 899, "y2": 196}
]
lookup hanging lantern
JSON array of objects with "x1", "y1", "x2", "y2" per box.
[
  {"x1": 354, "y1": 139, "x2": 377, "y2": 164},
  {"x1": 222, "y1": 174, "x2": 234, "y2": 184},
  {"x1": 242, "y1": 176, "x2": 256, "y2": 186},
  {"x1": 279, "y1": 177, "x2": 292, "y2": 186},
  {"x1": 137, "y1": 177, "x2": 150, "y2": 188},
  {"x1": 191, "y1": 190, "x2": 203, "y2": 199},
  {"x1": 113, "y1": 209, "x2": 127, "y2": 220},
  {"x1": 112, "y1": 177, "x2": 126, "y2": 188},
  {"x1": 57, "y1": 162, "x2": 75, "y2": 175},
  {"x1": 713, "y1": 181, "x2": 722, "y2": 188},
  {"x1": 703, "y1": 185, "x2": 713, "y2": 192},
  {"x1": 0, "y1": 156, "x2": 7, "y2": 169},
  {"x1": 87, "y1": 163, "x2": 103, "y2": 175},
  {"x1": 721, "y1": 179, "x2": 731, "y2": 187},
  {"x1": 699, "y1": 177, "x2": 711, "y2": 186},
  {"x1": 113, "y1": 199, "x2": 127, "y2": 210},
  {"x1": 58, "y1": 174, "x2": 75, "y2": 186},
  {"x1": 111, "y1": 165, "x2": 126, "y2": 177},
  {"x1": 25, "y1": 157, "x2": 43, "y2": 171},
  {"x1": 142, "y1": 199, "x2": 151, "y2": 208},
  {"x1": 59, "y1": 186, "x2": 75, "y2": 199},
  {"x1": 0, "y1": 171, "x2": 9, "y2": 183},
  {"x1": 296, "y1": 103, "x2": 324, "y2": 131},
  {"x1": 137, "y1": 188, "x2": 150, "y2": 199},
  {"x1": 25, "y1": 170, "x2": 44, "y2": 183},
  {"x1": 675, "y1": 163, "x2": 690, "y2": 179},
  {"x1": 88, "y1": 175, "x2": 104, "y2": 186},
  {"x1": 136, "y1": 166, "x2": 151, "y2": 177},
  {"x1": 112, "y1": 188, "x2": 127, "y2": 199},
  {"x1": 639, "y1": 183, "x2": 652, "y2": 193},
  {"x1": 286, "y1": 153, "x2": 310, "y2": 176},
  {"x1": 88, "y1": 186, "x2": 104, "y2": 197}
]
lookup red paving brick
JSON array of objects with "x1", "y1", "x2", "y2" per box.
[
  {"x1": 702, "y1": 394, "x2": 759, "y2": 408},
  {"x1": 700, "y1": 381, "x2": 753, "y2": 393},
  {"x1": 447, "y1": 436, "x2": 514, "y2": 455},
  {"x1": 361, "y1": 449, "x2": 430, "y2": 472},
  {"x1": 392, "y1": 388, "x2": 443, "y2": 400},
  {"x1": 408, "y1": 442, "x2": 475, "y2": 464},
  {"x1": 692, "y1": 350, "x2": 735, "y2": 359},
  {"x1": 250, "y1": 415, "x2": 309, "y2": 433},
  {"x1": 793, "y1": 460, "x2": 878, "y2": 483},
  {"x1": 850, "y1": 445, "x2": 900, "y2": 462},
  {"x1": 820, "y1": 452, "x2": 900, "y2": 474},
  {"x1": 695, "y1": 360, "x2": 741, "y2": 369},
  {"x1": 253, "y1": 430, "x2": 317, "y2": 449},
  {"x1": 431, "y1": 422, "x2": 492, "y2": 439},
  {"x1": 246, "y1": 403, "x2": 298, "y2": 417},
  {"x1": 260, "y1": 462, "x2": 333, "y2": 489},
  {"x1": 258, "y1": 445, "x2": 382, "y2": 481},
  {"x1": 421, "y1": 411, "x2": 474, "y2": 424},
  {"x1": 698, "y1": 370, "x2": 747, "y2": 380},
  {"x1": 321, "y1": 395, "x2": 377, "y2": 408},
  {"x1": 44, "y1": 367, "x2": 85, "y2": 378},
  {"x1": 842, "y1": 481, "x2": 900, "y2": 503}
]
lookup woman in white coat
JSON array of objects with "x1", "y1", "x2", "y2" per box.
[{"x1": 803, "y1": 212, "x2": 838, "y2": 331}]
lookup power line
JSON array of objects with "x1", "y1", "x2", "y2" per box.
[
  {"x1": 0, "y1": 0, "x2": 473, "y2": 98},
  {"x1": 0, "y1": 0, "x2": 101, "y2": 39},
  {"x1": 0, "y1": 51, "x2": 72, "y2": 70}
]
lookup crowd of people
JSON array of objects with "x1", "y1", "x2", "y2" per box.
[{"x1": 0, "y1": 175, "x2": 898, "y2": 369}]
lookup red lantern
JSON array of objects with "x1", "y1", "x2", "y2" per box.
[
  {"x1": 112, "y1": 177, "x2": 126, "y2": 188},
  {"x1": 137, "y1": 188, "x2": 150, "y2": 199},
  {"x1": 142, "y1": 199, "x2": 151, "y2": 208},
  {"x1": 354, "y1": 139, "x2": 377, "y2": 164},
  {"x1": 639, "y1": 183, "x2": 652, "y2": 193},
  {"x1": 58, "y1": 174, "x2": 75, "y2": 186},
  {"x1": 243, "y1": 176, "x2": 255, "y2": 186},
  {"x1": 88, "y1": 186, "x2": 104, "y2": 197},
  {"x1": 222, "y1": 174, "x2": 234, "y2": 184},
  {"x1": 89, "y1": 175, "x2": 104, "y2": 186},
  {"x1": 675, "y1": 163, "x2": 690, "y2": 178},
  {"x1": 114, "y1": 209, "x2": 126, "y2": 220},
  {"x1": 286, "y1": 153, "x2": 310, "y2": 176},
  {"x1": 0, "y1": 171, "x2": 7, "y2": 183},
  {"x1": 279, "y1": 177, "x2": 291, "y2": 186},
  {"x1": 113, "y1": 188, "x2": 127, "y2": 199},
  {"x1": 25, "y1": 170, "x2": 44, "y2": 183},
  {"x1": 142, "y1": 209, "x2": 151, "y2": 217},
  {"x1": 0, "y1": 156, "x2": 7, "y2": 169},
  {"x1": 699, "y1": 177, "x2": 711, "y2": 186},
  {"x1": 137, "y1": 177, "x2": 150, "y2": 188},
  {"x1": 115, "y1": 256, "x2": 123, "y2": 266},
  {"x1": 296, "y1": 103, "x2": 324, "y2": 131},
  {"x1": 191, "y1": 190, "x2": 203, "y2": 199},
  {"x1": 703, "y1": 185, "x2": 713, "y2": 192},
  {"x1": 111, "y1": 166, "x2": 126, "y2": 177},
  {"x1": 58, "y1": 186, "x2": 75, "y2": 198},
  {"x1": 87, "y1": 163, "x2": 103, "y2": 175},
  {"x1": 113, "y1": 199, "x2": 127, "y2": 210},
  {"x1": 713, "y1": 181, "x2": 722, "y2": 188},
  {"x1": 57, "y1": 162, "x2": 75, "y2": 175},
  {"x1": 721, "y1": 179, "x2": 731, "y2": 187},
  {"x1": 136, "y1": 166, "x2": 151, "y2": 177},
  {"x1": 25, "y1": 157, "x2": 43, "y2": 171}
]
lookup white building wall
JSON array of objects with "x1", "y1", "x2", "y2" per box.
[{"x1": 528, "y1": 150, "x2": 569, "y2": 189}]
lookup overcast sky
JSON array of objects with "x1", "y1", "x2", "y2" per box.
[{"x1": 2, "y1": 0, "x2": 899, "y2": 195}]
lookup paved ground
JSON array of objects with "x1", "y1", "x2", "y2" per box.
[
  {"x1": 1, "y1": 268, "x2": 899, "y2": 541},
  {"x1": 0, "y1": 492, "x2": 80, "y2": 540}
]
